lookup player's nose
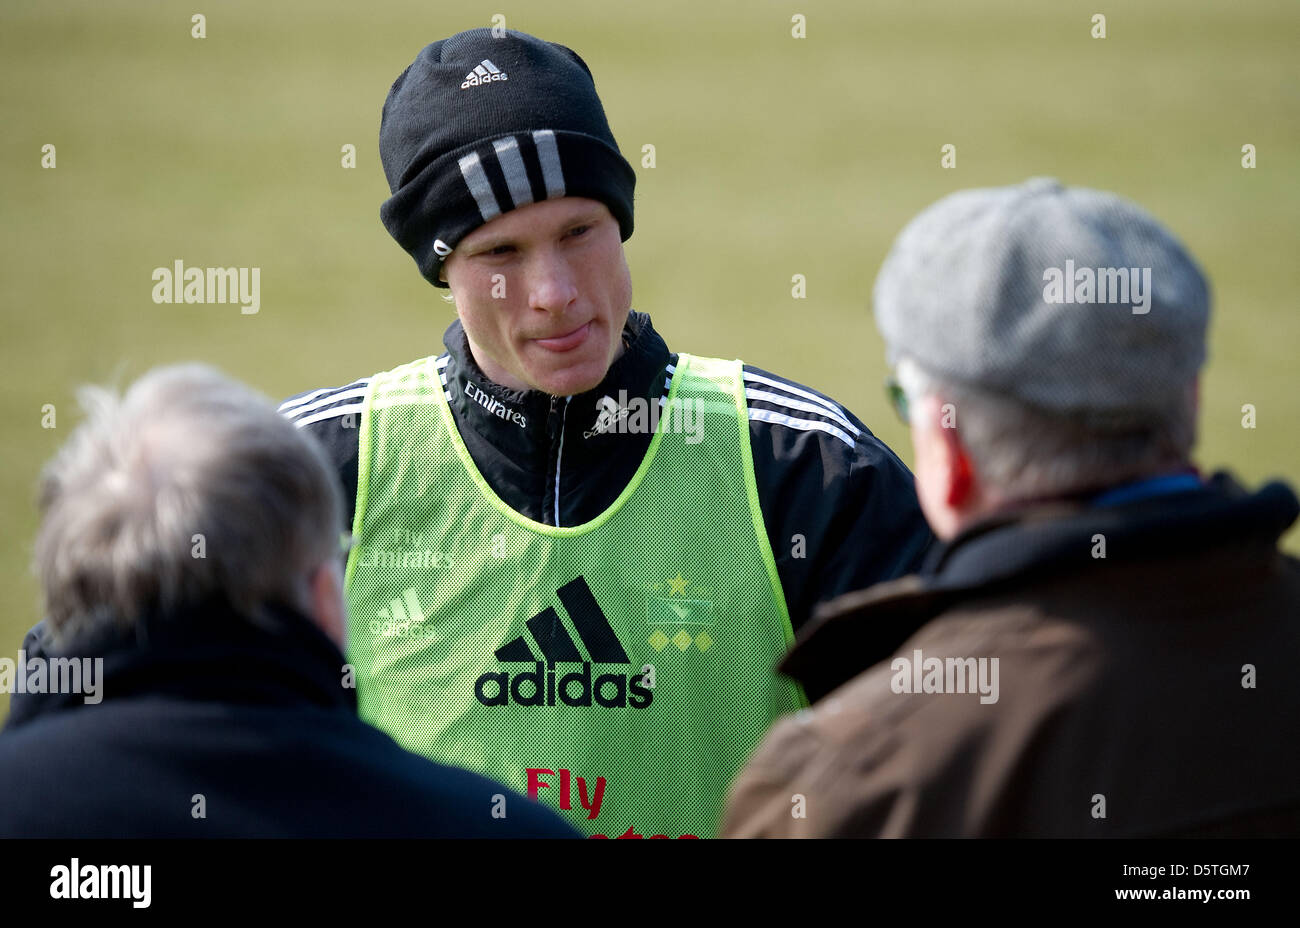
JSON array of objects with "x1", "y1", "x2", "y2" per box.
[{"x1": 525, "y1": 250, "x2": 579, "y2": 315}]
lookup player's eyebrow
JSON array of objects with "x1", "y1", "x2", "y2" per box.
[
  {"x1": 563, "y1": 210, "x2": 605, "y2": 228},
  {"x1": 463, "y1": 210, "x2": 606, "y2": 253},
  {"x1": 464, "y1": 235, "x2": 515, "y2": 253}
]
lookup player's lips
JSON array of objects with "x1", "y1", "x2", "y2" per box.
[{"x1": 531, "y1": 321, "x2": 592, "y2": 352}]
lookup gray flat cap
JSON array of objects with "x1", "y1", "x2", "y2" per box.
[{"x1": 873, "y1": 177, "x2": 1211, "y2": 423}]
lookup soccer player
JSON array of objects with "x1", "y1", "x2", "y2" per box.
[{"x1": 282, "y1": 28, "x2": 932, "y2": 837}]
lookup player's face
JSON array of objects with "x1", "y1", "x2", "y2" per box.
[{"x1": 443, "y1": 197, "x2": 632, "y2": 397}]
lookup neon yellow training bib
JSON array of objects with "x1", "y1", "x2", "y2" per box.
[{"x1": 344, "y1": 352, "x2": 806, "y2": 837}]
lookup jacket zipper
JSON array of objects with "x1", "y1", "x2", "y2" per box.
[{"x1": 546, "y1": 395, "x2": 571, "y2": 526}]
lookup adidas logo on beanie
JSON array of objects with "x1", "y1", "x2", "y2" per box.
[{"x1": 461, "y1": 58, "x2": 507, "y2": 89}]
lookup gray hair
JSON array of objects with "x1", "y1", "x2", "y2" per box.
[
  {"x1": 34, "y1": 364, "x2": 344, "y2": 644},
  {"x1": 897, "y1": 357, "x2": 1196, "y2": 501}
]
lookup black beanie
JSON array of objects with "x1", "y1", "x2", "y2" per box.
[{"x1": 379, "y1": 28, "x2": 637, "y2": 288}]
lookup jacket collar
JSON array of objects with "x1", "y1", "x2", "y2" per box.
[
  {"x1": 780, "y1": 473, "x2": 1300, "y2": 702},
  {"x1": 440, "y1": 310, "x2": 672, "y2": 474},
  {"x1": 3, "y1": 599, "x2": 356, "y2": 731}
]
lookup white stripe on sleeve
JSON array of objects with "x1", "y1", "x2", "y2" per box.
[
  {"x1": 745, "y1": 388, "x2": 860, "y2": 435},
  {"x1": 290, "y1": 403, "x2": 365, "y2": 429},
  {"x1": 743, "y1": 371, "x2": 851, "y2": 424},
  {"x1": 748, "y1": 407, "x2": 856, "y2": 449},
  {"x1": 281, "y1": 386, "x2": 370, "y2": 420}
]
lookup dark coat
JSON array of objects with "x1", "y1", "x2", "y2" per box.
[
  {"x1": 722, "y1": 473, "x2": 1300, "y2": 837},
  {"x1": 0, "y1": 602, "x2": 577, "y2": 838}
]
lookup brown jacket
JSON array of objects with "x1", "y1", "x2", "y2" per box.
[{"x1": 723, "y1": 473, "x2": 1300, "y2": 837}]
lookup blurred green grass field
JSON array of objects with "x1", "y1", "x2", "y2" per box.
[{"x1": 2, "y1": 0, "x2": 1297, "y2": 718}]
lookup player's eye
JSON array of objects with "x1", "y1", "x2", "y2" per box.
[
  {"x1": 565, "y1": 224, "x2": 592, "y2": 239},
  {"x1": 482, "y1": 244, "x2": 515, "y2": 256}
]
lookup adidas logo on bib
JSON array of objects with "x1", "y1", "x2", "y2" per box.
[
  {"x1": 475, "y1": 576, "x2": 653, "y2": 709},
  {"x1": 461, "y1": 59, "x2": 507, "y2": 89}
]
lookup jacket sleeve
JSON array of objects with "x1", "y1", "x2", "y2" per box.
[
  {"x1": 744, "y1": 365, "x2": 935, "y2": 635},
  {"x1": 722, "y1": 663, "x2": 921, "y2": 838},
  {"x1": 4, "y1": 621, "x2": 54, "y2": 731},
  {"x1": 721, "y1": 709, "x2": 906, "y2": 838},
  {"x1": 279, "y1": 383, "x2": 366, "y2": 531},
  {"x1": 20, "y1": 621, "x2": 52, "y2": 658}
]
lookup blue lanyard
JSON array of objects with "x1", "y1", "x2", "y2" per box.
[{"x1": 1091, "y1": 473, "x2": 1203, "y2": 508}]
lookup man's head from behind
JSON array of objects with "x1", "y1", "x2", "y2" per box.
[
  {"x1": 35, "y1": 364, "x2": 346, "y2": 647},
  {"x1": 379, "y1": 29, "x2": 637, "y2": 395},
  {"x1": 874, "y1": 178, "x2": 1211, "y2": 539}
]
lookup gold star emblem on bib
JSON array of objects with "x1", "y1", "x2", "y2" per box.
[{"x1": 668, "y1": 574, "x2": 688, "y2": 596}]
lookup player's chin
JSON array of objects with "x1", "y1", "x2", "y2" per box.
[
  {"x1": 523, "y1": 338, "x2": 613, "y2": 396},
  {"x1": 527, "y1": 354, "x2": 608, "y2": 397}
]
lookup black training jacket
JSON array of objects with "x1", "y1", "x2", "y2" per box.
[{"x1": 281, "y1": 311, "x2": 935, "y2": 635}]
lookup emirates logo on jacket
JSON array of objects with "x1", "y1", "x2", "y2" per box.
[{"x1": 465, "y1": 380, "x2": 528, "y2": 429}]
